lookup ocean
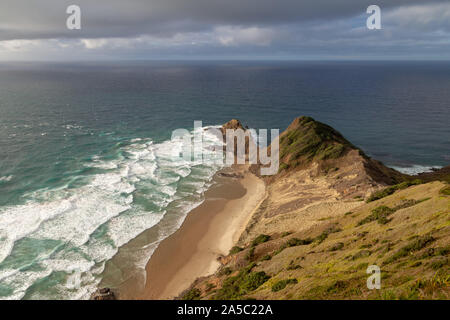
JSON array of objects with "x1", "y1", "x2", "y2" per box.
[{"x1": 0, "y1": 61, "x2": 449, "y2": 299}]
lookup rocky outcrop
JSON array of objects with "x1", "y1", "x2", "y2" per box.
[
  {"x1": 221, "y1": 119, "x2": 246, "y2": 133},
  {"x1": 91, "y1": 288, "x2": 116, "y2": 300}
]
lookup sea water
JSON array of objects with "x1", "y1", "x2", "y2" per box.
[{"x1": 0, "y1": 61, "x2": 449, "y2": 299}]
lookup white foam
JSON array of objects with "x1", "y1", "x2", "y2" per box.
[
  {"x1": 0, "y1": 125, "x2": 225, "y2": 299},
  {"x1": 0, "y1": 176, "x2": 13, "y2": 182},
  {"x1": 391, "y1": 165, "x2": 443, "y2": 175}
]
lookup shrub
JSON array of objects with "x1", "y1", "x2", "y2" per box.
[
  {"x1": 430, "y1": 258, "x2": 448, "y2": 270},
  {"x1": 219, "y1": 267, "x2": 233, "y2": 276},
  {"x1": 326, "y1": 280, "x2": 347, "y2": 294},
  {"x1": 261, "y1": 255, "x2": 272, "y2": 261},
  {"x1": 213, "y1": 263, "x2": 270, "y2": 300},
  {"x1": 274, "y1": 237, "x2": 315, "y2": 256},
  {"x1": 315, "y1": 225, "x2": 342, "y2": 244},
  {"x1": 329, "y1": 242, "x2": 344, "y2": 252},
  {"x1": 251, "y1": 234, "x2": 271, "y2": 247},
  {"x1": 367, "y1": 180, "x2": 423, "y2": 202},
  {"x1": 230, "y1": 246, "x2": 244, "y2": 255},
  {"x1": 352, "y1": 250, "x2": 371, "y2": 260},
  {"x1": 358, "y1": 206, "x2": 395, "y2": 226},
  {"x1": 271, "y1": 279, "x2": 298, "y2": 292},
  {"x1": 286, "y1": 260, "x2": 302, "y2": 270},
  {"x1": 287, "y1": 238, "x2": 313, "y2": 247},
  {"x1": 440, "y1": 186, "x2": 450, "y2": 196},
  {"x1": 183, "y1": 288, "x2": 201, "y2": 300},
  {"x1": 205, "y1": 283, "x2": 216, "y2": 292},
  {"x1": 384, "y1": 235, "x2": 435, "y2": 265},
  {"x1": 245, "y1": 247, "x2": 255, "y2": 261}
]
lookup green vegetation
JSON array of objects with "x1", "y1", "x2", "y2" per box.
[
  {"x1": 440, "y1": 186, "x2": 450, "y2": 196},
  {"x1": 230, "y1": 246, "x2": 244, "y2": 255},
  {"x1": 218, "y1": 267, "x2": 233, "y2": 276},
  {"x1": 278, "y1": 116, "x2": 355, "y2": 169},
  {"x1": 359, "y1": 199, "x2": 430, "y2": 226},
  {"x1": 205, "y1": 283, "x2": 216, "y2": 292},
  {"x1": 384, "y1": 235, "x2": 435, "y2": 265},
  {"x1": 213, "y1": 263, "x2": 270, "y2": 300},
  {"x1": 326, "y1": 280, "x2": 348, "y2": 294},
  {"x1": 183, "y1": 288, "x2": 201, "y2": 300},
  {"x1": 316, "y1": 225, "x2": 342, "y2": 244},
  {"x1": 192, "y1": 179, "x2": 449, "y2": 301},
  {"x1": 358, "y1": 206, "x2": 395, "y2": 226},
  {"x1": 367, "y1": 180, "x2": 423, "y2": 202},
  {"x1": 286, "y1": 238, "x2": 313, "y2": 247},
  {"x1": 251, "y1": 234, "x2": 271, "y2": 247},
  {"x1": 286, "y1": 260, "x2": 302, "y2": 270},
  {"x1": 275, "y1": 225, "x2": 343, "y2": 255},
  {"x1": 430, "y1": 258, "x2": 448, "y2": 270},
  {"x1": 351, "y1": 250, "x2": 371, "y2": 260},
  {"x1": 261, "y1": 255, "x2": 272, "y2": 261},
  {"x1": 245, "y1": 247, "x2": 255, "y2": 261},
  {"x1": 274, "y1": 237, "x2": 313, "y2": 255},
  {"x1": 271, "y1": 279, "x2": 298, "y2": 292},
  {"x1": 329, "y1": 242, "x2": 344, "y2": 252}
]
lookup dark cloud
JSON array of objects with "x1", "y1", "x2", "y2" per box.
[
  {"x1": 0, "y1": 0, "x2": 446, "y2": 40},
  {"x1": 0, "y1": 0, "x2": 449, "y2": 60}
]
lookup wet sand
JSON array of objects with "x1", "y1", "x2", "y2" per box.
[{"x1": 136, "y1": 168, "x2": 265, "y2": 299}]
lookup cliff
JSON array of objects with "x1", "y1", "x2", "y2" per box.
[{"x1": 179, "y1": 116, "x2": 450, "y2": 300}]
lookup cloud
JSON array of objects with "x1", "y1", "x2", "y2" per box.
[
  {"x1": 215, "y1": 26, "x2": 276, "y2": 46},
  {"x1": 384, "y1": 2, "x2": 450, "y2": 31},
  {"x1": 0, "y1": 0, "x2": 444, "y2": 41},
  {"x1": 0, "y1": 0, "x2": 449, "y2": 60}
]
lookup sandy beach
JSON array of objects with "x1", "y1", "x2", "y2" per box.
[{"x1": 134, "y1": 166, "x2": 265, "y2": 299}]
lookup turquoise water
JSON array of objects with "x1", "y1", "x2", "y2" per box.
[{"x1": 0, "y1": 61, "x2": 449, "y2": 299}]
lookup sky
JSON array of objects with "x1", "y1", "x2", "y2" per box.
[{"x1": 0, "y1": 0, "x2": 449, "y2": 60}]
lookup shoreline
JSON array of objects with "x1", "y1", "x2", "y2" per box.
[{"x1": 129, "y1": 166, "x2": 265, "y2": 300}]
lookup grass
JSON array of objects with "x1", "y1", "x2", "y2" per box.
[
  {"x1": 398, "y1": 271, "x2": 449, "y2": 299},
  {"x1": 271, "y1": 279, "x2": 298, "y2": 292},
  {"x1": 191, "y1": 179, "x2": 449, "y2": 300},
  {"x1": 278, "y1": 116, "x2": 354, "y2": 169},
  {"x1": 367, "y1": 180, "x2": 423, "y2": 202},
  {"x1": 384, "y1": 234, "x2": 435, "y2": 265}
]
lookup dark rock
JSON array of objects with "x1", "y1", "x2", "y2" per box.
[{"x1": 91, "y1": 288, "x2": 116, "y2": 300}]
